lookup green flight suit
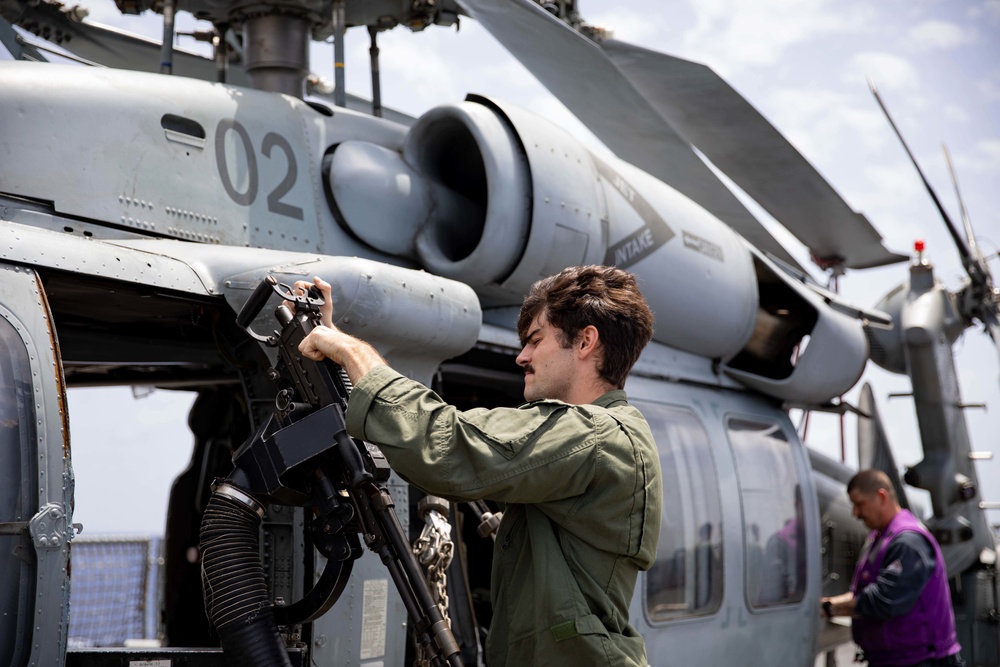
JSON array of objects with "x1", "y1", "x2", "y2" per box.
[{"x1": 345, "y1": 365, "x2": 663, "y2": 666}]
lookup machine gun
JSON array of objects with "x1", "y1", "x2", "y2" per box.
[{"x1": 199, "y1": 275, "x2": 463, "y2": 667}]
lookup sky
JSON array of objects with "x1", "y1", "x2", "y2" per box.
[{"x1": 6, "y1": 0, "x2": 999, "y2": 533}]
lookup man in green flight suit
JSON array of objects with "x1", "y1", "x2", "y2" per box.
[{"x1": 297, "y1": 265, "x2": 663, "y2": 666}]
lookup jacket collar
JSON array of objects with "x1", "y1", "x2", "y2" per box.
[{"x1": 593, "y1": 389, "x2": 628, "y2": 408}]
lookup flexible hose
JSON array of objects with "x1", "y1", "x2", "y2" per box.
[{"x1": 200, "y1": 486, "x2": 291, "y2": 667}]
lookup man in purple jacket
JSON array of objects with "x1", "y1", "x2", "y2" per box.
[{"x1": 821, "y1": 470, "x2": 964, "y2": 667}]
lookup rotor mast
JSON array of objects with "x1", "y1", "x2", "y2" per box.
[
  {"x1": 242, "y1": 12, "x2": 310, "y2": 98},
  {"x1": 159, "y1": 0, "x2": 174, "y2": 73},
  {"x1": 122, "y1": 0, "x2": 460, "y2": 101}
]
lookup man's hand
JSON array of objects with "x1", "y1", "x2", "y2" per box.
[
  {"x1": 288, "y1": 276, "x2": 387, "y2": 384},
  {"x1": 285, "y1": 276, "x2": 334, "y2": 328},
  {"x1": 820, "y1": 592, "x2": 857, "y2": 618},
  {"x1": 299, "y1": 324, "x2": 348, "y2": 362}
]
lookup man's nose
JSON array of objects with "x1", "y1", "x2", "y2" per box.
[{"x1": 516, "y1": 347, "x2": 529, "y2": 367}]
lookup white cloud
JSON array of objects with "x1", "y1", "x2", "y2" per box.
[
  {"x1": 978, "y1": 138, "x2": 1000, "y2": 159},
  {"x1": 849, "y1": 52, "x2": 921, "y2": 92},
  {"x1": 855, "y1": 162, "x2": 932, "y2": 238},
  {"x1": 970, "y1": 0, "x2": 1000, "y2": 21},
  {"x1": 759, "y1": 86, "x2": 889, "y2": 167},
  {"x1": 950, "y1": 138, "x2": 1000, "y2": 176},
  {"x1": 941, "y1": 103, "x2": 971, "y2": 125},
  {"x1": 979, "y1": 76, "x2": 1000, "y2": 101},
  {"x1": 906, "y1": 20, "x2": 971, "y2": 52},
  {"x1": 676, "y1": 0, "x2": 876, "y2": 76},
  {"x1": 346, "y1": 27, "x2": 469, "y2": 115}
]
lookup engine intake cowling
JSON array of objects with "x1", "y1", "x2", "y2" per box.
[
  {"x1": 329, "y1": 96, "x2": 759, "y2": 361},
  {"x1": 329, "y1": 100, "x2": 532, "y2": 288},
  {"x1": 327, "y1": 96, "x2": 868, "y2": 402}
]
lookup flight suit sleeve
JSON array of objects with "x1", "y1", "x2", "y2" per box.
[{"x1": 344, "y1": 365, "x2": 603, "y2": 504}]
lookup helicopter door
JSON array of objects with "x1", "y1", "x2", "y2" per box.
[
  {"x1": 640, "y1": 402, "x2": 724, "y2": 621},
  {"x1": 726, "y1": 416, "x2": 818, "y2": 664},
  {"x1": 0, "y1": 264, "x2": 72, "y2": 667},
  {"x1": 728, "y1": 418, "x2": 808, "y2": 607}
]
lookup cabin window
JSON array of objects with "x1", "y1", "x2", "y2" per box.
[
  {"x1": 0, "y1": 316, "x2": 37, "y2": 664},
  {"x1": 639, "y1": 402, "x2": 723, "y2": 622},
  {"x1": 727, "y1": 418, "x2": 806, "y2": 608}
]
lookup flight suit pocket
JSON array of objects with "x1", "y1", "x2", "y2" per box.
[
  {"x1": 550, "y1": 614, "x2": 610, "y2": 642},
  {"x1": 496, "y1": 505, "x2": 525, "y2": 553},
  {"x1": 551, "y1": 615, "x2": 648, "y2": 666},
  {"x1": 464, "y1": 407, "x2": 562, "y2": 460}
]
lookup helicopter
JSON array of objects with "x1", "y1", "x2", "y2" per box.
[{"x1": 3, "y1": 3, "x2": 995, "y2": 664}]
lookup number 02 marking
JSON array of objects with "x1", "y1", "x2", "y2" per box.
[{"x1": 215, "y1": 119, "x2": 304, "y2": 220}]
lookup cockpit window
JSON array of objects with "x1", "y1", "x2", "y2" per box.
[
  {"x1": 726, "y1": 418, "x2": 806, "y2": 608},
  {"x1": 639, "y1": 402, "x2": 723, "y2": 622},
  {"x1": 0, "y1": 315, "x2": 38, "y2": 665}
]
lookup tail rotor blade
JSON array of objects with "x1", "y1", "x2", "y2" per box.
[
  {"x1": 941, "y1": 143, "x2": 979, "y2": 262},
  {"x1": 983, "y1": 307, "x2": 1000, "y2": 377},
  {"x1": 941, "y1": 144, "x2": 1000, "y2": 372},
  {"x1": 868, "y1": 78, "x2": 995, "y2": 295},
  {"x1": 870, "y1": 78, "x2": 1000, "y2": 366}
]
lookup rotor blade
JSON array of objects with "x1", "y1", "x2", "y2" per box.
[
  {"x1": 599, "y1": 39, "x2": 907, "y2": 271},
  {"x1": 941, "y1": 144, "x2": 1000, "y2": 359},
  {"x1": 942, "y1": 143, "x2": 981, "y2": 264},
  {"x1": 456, "y1": 0, "x2": 805, "y2": 271},
  {"x1": 983, "y1": 305, "x2": 1000, "y2": 382},
  {"x1": 868, "y1": 78, "x2": 990, "y2": 288},
  {"x1": 0, "y1": 17, "x2": 49, "y2": 61},
  {"x1": 857, "y1": 382, "x2": 909, "y2": 509}
]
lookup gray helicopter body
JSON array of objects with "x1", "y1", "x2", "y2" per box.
[{"x1": 0, "y1": 1, "x2": 997, "y2": 665}]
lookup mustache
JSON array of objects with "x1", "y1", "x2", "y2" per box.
[{"x1": 523, "y1": 365, "x2": 534, "y2": 374}]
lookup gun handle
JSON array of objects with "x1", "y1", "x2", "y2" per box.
[
  {"x1": 335, "y1": 429, "x2": 372, "y2": 489},
  {"x1": 236, "y1": 275, "x2": 279, "y2": 330}
]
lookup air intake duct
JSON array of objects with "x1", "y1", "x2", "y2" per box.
[
  {"x1": 328, "y1": 100, "x2": 531, "y2": 288},
  {"x1": 200, "y1": 481, "x2": 291, "y2": 667}
]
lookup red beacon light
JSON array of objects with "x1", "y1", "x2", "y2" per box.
[
  {"x1": 913, "y1": 238, "x2": 928, "y2": 265},
  {"x1": 914, "y1": 239, "x2": 925, "y2": 252}
]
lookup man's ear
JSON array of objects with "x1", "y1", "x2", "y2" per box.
[{"x1": 577, "y1": 325, "x2": 601, "y2": 358}]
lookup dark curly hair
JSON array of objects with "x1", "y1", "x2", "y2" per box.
[{"x1": 517, "y1": 265, "x2": 654, "y2": 389}]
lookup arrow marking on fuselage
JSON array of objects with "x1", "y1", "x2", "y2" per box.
[{"x1": 592, "y1": 153, "x2": 676, "y2": 268}]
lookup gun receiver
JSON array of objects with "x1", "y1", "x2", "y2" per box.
[{"x1": 201, "y1": 274, "x2": 463, "y2": 667}]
